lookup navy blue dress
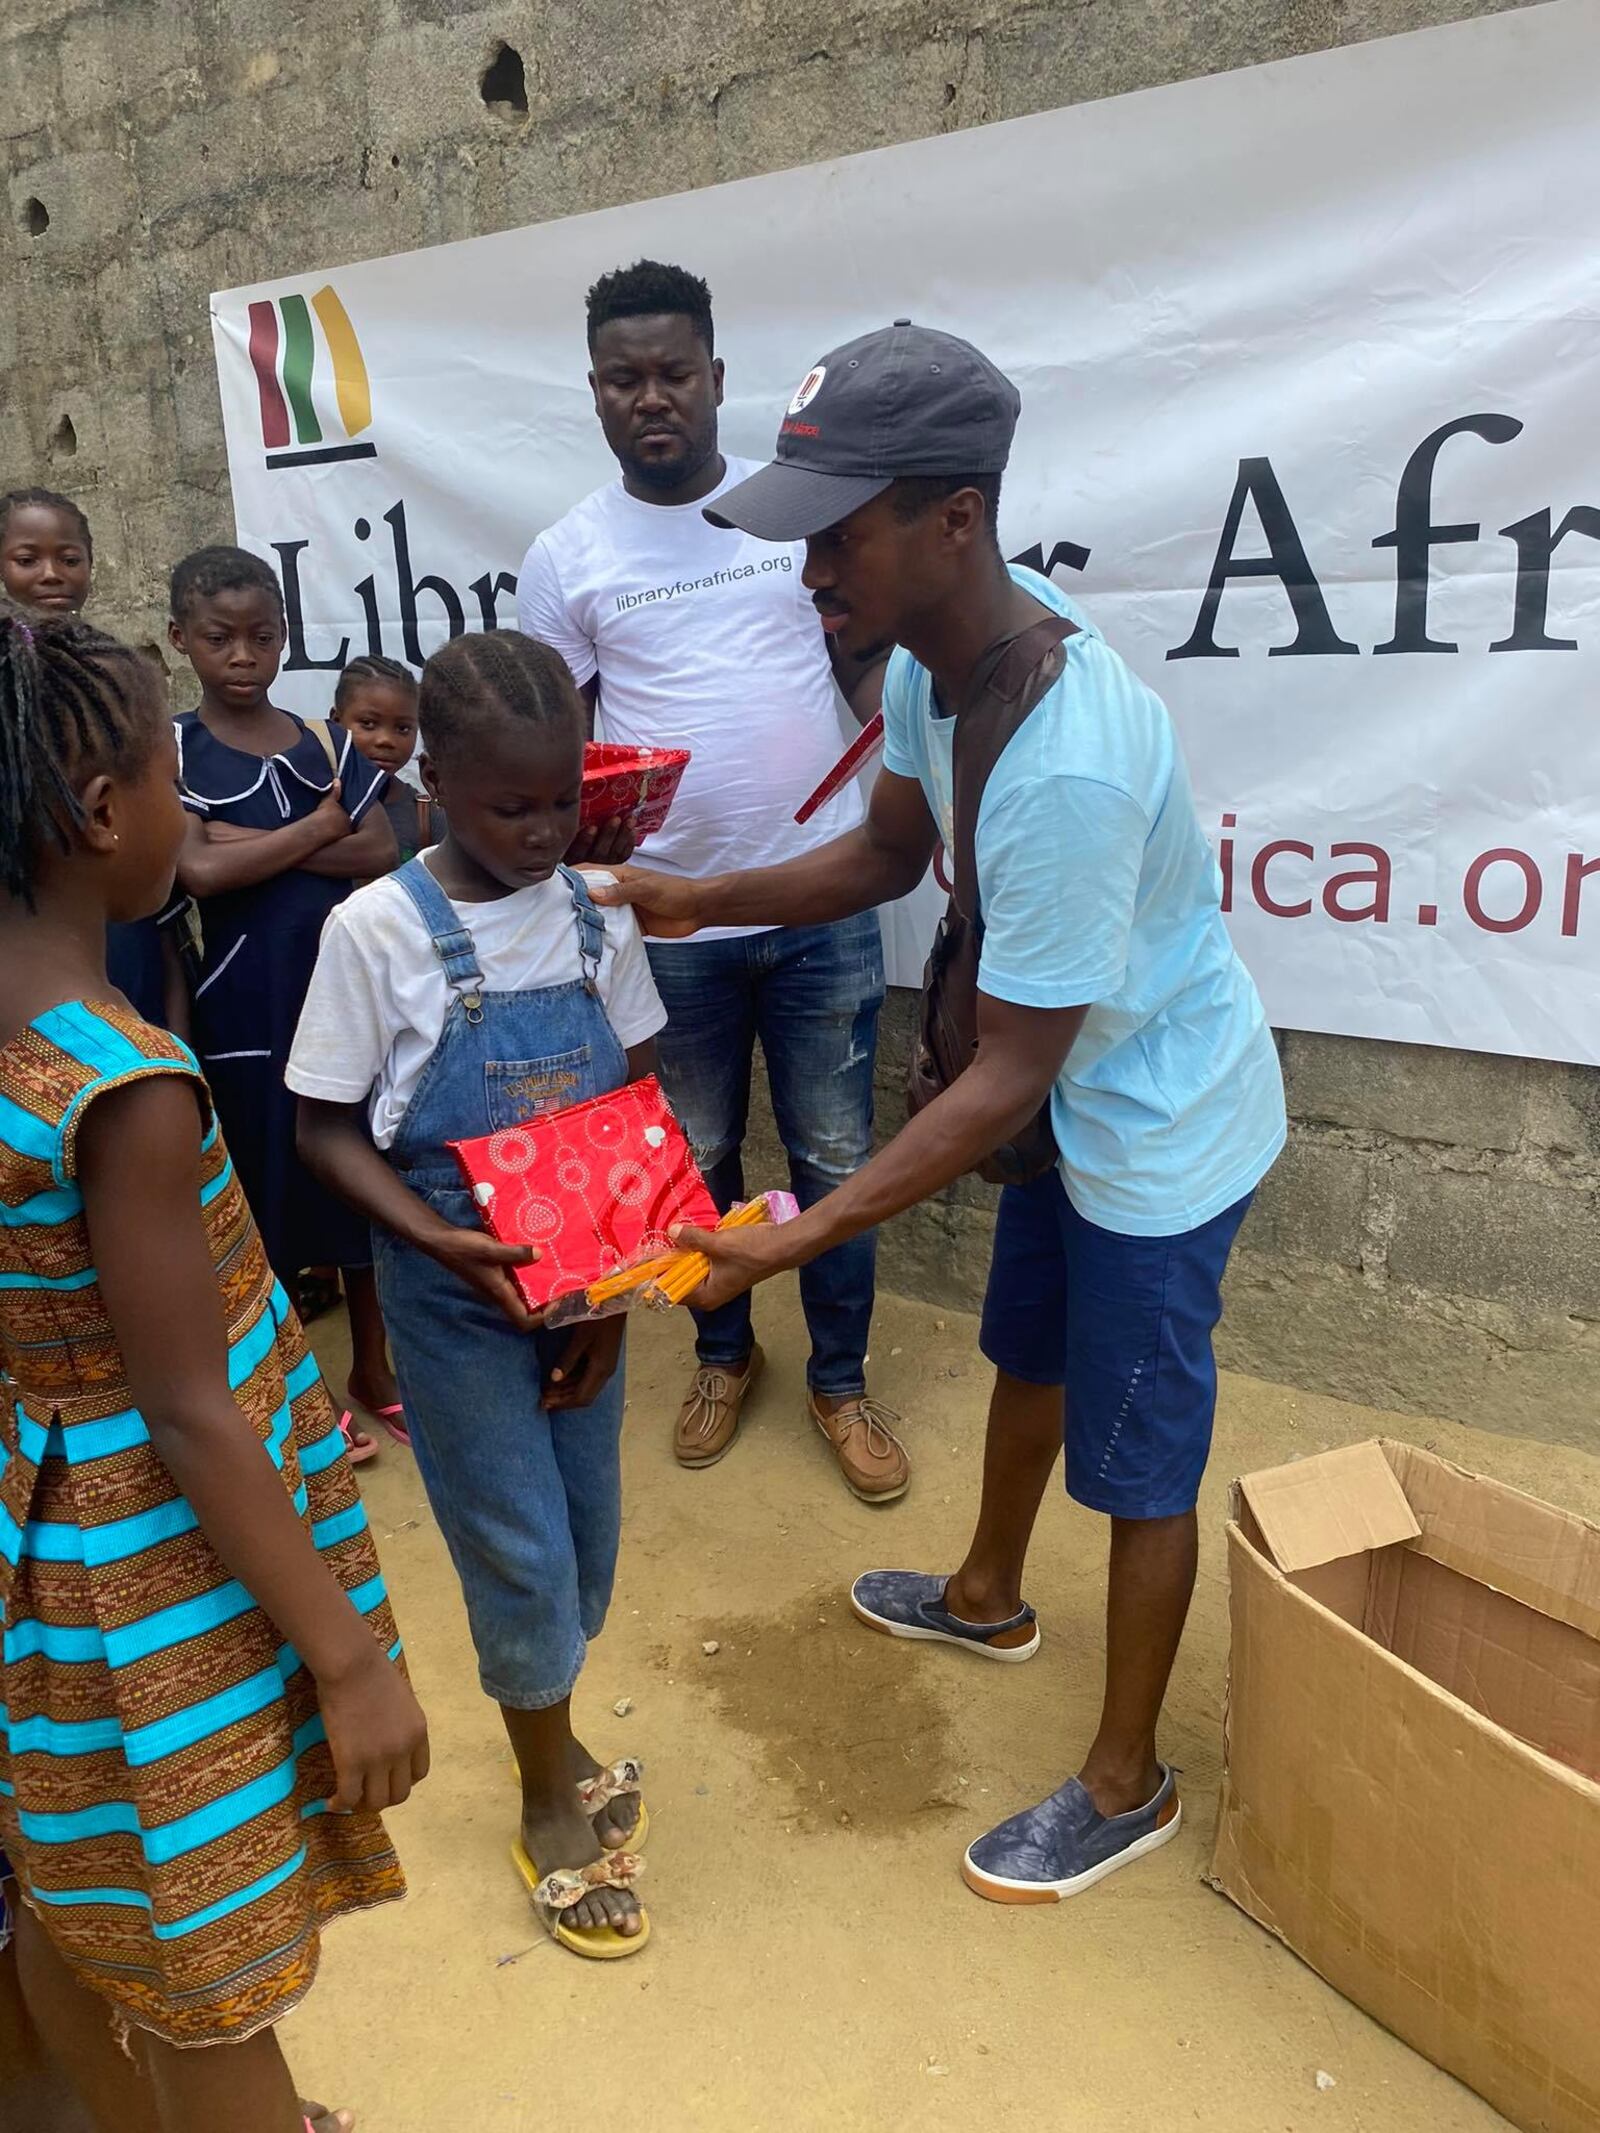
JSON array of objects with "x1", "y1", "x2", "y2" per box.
[
  {"x1": 105, "y1": 920, "x2": 166, "y2": 1026},
  {"x1": 105, "y1": 897, "x2": 198, "y2": 1030},
  {"x1": 176, "y1": 713, "x2": 386, "y2": 1283}
]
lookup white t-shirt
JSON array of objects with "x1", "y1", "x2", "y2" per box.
[
  {"x1": 286, "y1": 865, "x2": 667, "y2": 1149},
  {"x1": 516, "y1": 455, "x2": 864, "y2": 941}
]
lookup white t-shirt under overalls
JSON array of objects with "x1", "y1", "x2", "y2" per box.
[{"x1": 287, "y1": 864, "x2": 666, "y2": 1148}]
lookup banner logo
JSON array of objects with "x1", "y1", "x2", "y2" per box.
[
  {"x1": 787, "y1": 365, "x2": 826, "y2": 414},
  {"x1": 247, "y1": 284, "x2": 376, "y2": 470}
]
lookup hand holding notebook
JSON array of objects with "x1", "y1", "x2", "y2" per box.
[{"x1": 449, "y1": 1076, "x2": 718, "y2": 1315}]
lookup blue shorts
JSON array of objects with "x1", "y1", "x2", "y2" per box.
[{"x1": 979, "y1": 1170, "x2": 1253, "y2": 1520}]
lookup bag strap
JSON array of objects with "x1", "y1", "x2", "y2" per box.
[
  {"x1": 949, "y1": 614, "x2": 1077, "y2": 923},
  {"x1": 310, "y1": 719, "x2": 342, "y2": 777}
]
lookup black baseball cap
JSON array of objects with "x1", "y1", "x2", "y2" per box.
[{"x1": 705, "y1": 319, "x2": 1021, "y2": 541}]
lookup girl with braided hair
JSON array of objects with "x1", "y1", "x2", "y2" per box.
[
  {"x1": 330, "y1": 655, "x2": 445, "y2": 867},
  {"x1": 0, "y1": 605, "x2": 427, "y2": 2131},
  {"x1": 289, "y1": 629, "x2": 666, "y2": 1958}
]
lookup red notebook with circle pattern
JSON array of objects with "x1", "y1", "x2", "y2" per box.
[
  {"x1": 580, "y1": 743, "x2": 691, "y2": 840},
  {"x1": 448, "y1": 1075, "x2": 719, "y2": 1311}
]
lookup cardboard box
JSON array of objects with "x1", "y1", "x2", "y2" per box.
[{"x1": 1210, "y1": 1439, "x2": 1600, "y2": 2133}]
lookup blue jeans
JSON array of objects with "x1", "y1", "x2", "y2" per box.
[
  {"x1": 376, "y1": 1192, "x2": 625, "y2": 1708},
  {"x1": 647, "y1": 913, "x2": 884, "y2": 1397}
]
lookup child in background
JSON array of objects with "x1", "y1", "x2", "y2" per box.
[
  {"x1": 0, "y1": 606, "x2": 427, "y2": 2130},
  {"x1": 0, "y1": 489, "x2": 195, "y2": 1035},
  {"x1": 289, "y1": 632, "x2": 667, "y2": 1959},
  {"x1": 169, "y1": 545, "x2": 401, "y2": 1464},
  {"x1": 330, "y1": 654, "x2": 444, "y2": 864},
  {"x1": 0, "y1": 487, "x2": 92, "y2": 616}
]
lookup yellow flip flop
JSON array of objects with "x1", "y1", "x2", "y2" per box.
[{"x1": 511, "y1": 1841, "x2": 651, "y2": 1960}]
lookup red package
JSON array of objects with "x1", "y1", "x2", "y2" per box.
[
  {"x1": 448, "y1": 1075, "x2": 718, "y2": 1310},
  {"x1": 581, "y1": 742, "x2": 691, "y2": 840}
]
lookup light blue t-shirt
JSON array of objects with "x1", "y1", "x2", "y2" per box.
[{"x1": 882, "y1": 567, "x2": 1286, "y2": 1237}]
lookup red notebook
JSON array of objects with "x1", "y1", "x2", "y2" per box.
[
  {"x1": 580, "y1": 743, "x2": 691, "y2": 840},
  {"x1": 448, "y1": 1076, "x2": 718, "y2": 1311}
]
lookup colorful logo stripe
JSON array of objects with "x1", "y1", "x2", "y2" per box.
[
  {"x1": 247, "y1": 300, "x2": 290, "y2": 449},
  {"x1": 248, "y1": 284, "x2": 375, "y2": 469},
  {"x1": 310, "y1": 286, "x2": 372, "y2": 438},
  {"x1": 278, "y1": 293, "x2": 323, "y2": 447}
]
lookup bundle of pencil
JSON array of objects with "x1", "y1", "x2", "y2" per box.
[{"x1": 583, "y1": 1196, "x2": 772, "y2": 1313}]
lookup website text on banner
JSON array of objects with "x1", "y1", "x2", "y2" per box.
[{"x1": 209, "y1": 0, "x2": 1600, "y2": 1068}]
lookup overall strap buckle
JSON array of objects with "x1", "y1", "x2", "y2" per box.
[
  {"x1": 430, "y1": 925, "x2": 486, "y2": 1017},
  {"x1": 393, "y1": 857, "x2": 486, "y2": 1015},
  {"x1": 560, "y1": 865, "x2": 605, "y2": 997}
]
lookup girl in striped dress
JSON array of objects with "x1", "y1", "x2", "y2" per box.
[{"x1": 0, "y1": 606, "x2": 429, "y2": 2130}]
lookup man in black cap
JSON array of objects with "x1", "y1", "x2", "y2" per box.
[{"x1": 596, "y1": 321, "x2": 1285, "y2": 1903}]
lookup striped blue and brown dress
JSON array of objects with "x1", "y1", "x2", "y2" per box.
[{"x1": 0, "y1": 1000, "x2": 405, "y2": 2045}]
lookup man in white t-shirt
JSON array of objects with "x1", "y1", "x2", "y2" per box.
[{"x1": 517, "y1": 260, "x2": 908, "y2": 1502}]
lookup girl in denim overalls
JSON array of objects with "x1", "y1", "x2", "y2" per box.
[{"x1": 290, "y1": 632, "x2": 667, "y2": 1957}]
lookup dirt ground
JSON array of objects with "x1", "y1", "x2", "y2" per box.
[{"x1": 288, "y1": 1279, "x2": 1597, "y2": 2133}]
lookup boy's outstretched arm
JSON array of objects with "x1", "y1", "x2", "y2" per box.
[{"x1": 592, "y1": 766, "x2": 937, "y2": 937}]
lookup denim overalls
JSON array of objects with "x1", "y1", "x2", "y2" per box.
[{"x1": 373, "y1": 857, "x2": 629, "y2": 1710}]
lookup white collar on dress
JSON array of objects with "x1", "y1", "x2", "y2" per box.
[{"x1": 174, "y1": 713, "x2": 354, "y2": 813}]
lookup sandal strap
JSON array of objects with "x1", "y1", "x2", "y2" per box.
[
  {"x1": 577, "y1": 1756, "x2": 644, "y2": 1814},
  {"x1": 534, "y1": 1849, "x2": 645, "y2": 1916}
]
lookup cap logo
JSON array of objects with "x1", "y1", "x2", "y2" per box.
[{"x1": 786, "y1": 365, "x2": 827, "y2": 415}]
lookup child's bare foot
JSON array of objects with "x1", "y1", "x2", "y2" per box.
[
  {"x1": 520, "y1": 1796, "x2": 643, "y2": 1937},
  {"x1": 337, "y1": 1411, "x2": 378, "y2": 1464},
  {"x1": 569, "y1": 1739, "x2": 641, "y2": 1848}
]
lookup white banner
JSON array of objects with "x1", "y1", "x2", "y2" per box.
[{"x1": 212, "y1": 0, "x2": 1600, "y2": 1064}]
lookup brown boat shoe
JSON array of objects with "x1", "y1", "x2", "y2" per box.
[
  {"x1": 674, "y1": 1346, "x2": 765, "y2": 1468},
  {"x1": 808, "y1": 1391, "x2": 910, "y2": 1503}
]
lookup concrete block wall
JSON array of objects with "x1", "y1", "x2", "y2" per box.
[{"x1": 5, "y1": 0, "x2": 1592, "y2": 1444}]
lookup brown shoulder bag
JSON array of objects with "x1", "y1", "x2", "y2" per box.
[{"x1": 906, "y1": 612, "x2": 1077, "y2": 1188}]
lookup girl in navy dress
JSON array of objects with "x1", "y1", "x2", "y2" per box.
[{"x1": 169, "y1": 546, "x2": 401, "y2": 1460}]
